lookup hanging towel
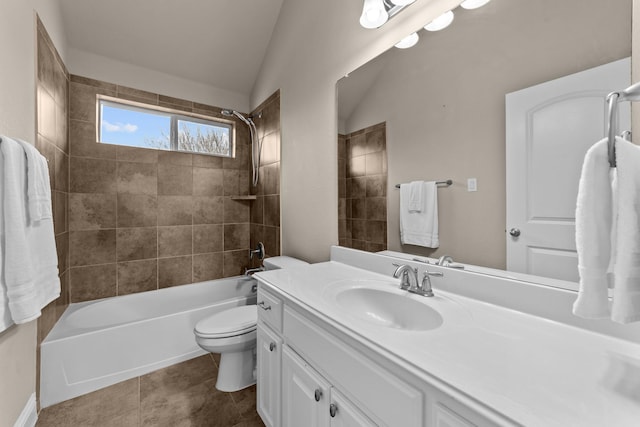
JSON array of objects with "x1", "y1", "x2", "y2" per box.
[
  {"x1": 9, "y1": 137, "x2": 53, "y2": 222},
  {"x1": 400, "y1": 181, "x2": 439, "y2": 248},
  {"x1": 610, "y1": 137, "x2": 640, "y2": 323},
  {"x1": 408, "y1": 181, "x2": 424, "y2": 212},
  {"x1": 573, "y1": 139, "x2": 614, "y2": 319},
  {"x1": 0, "y1": 149, "x2": 11, "y2": 332},
  {"x1": 1, "y1": 136, "x2": 60, "y2": 325}
]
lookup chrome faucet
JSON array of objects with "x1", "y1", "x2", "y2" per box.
[
  {"x1": 436, "y1": 255, "x2": 464, "y2": 269},
  {"x1": 392, "y1": 264, "x2": 417, "y2": 291},
  {"x1": 393, "y1": 264, "x2": 441, "y2": 297},
  {"x1": 437, "y1": 255, "x2": 453, "y2": 266}
]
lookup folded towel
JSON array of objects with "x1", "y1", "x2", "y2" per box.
[
  {"x1": 573, "y1": 138, "x2": 613, "y2": 319},
  {"x1": 610, "y1": 137, "x2": 640, "y2": 323},
  {"x1": 1, "y1": 137, "x2": 60, "y2": 325},
  {"x1": 5, "y1": 136, "x2": 53, "y2": 223},
  {"x1": 400, "y1": 181, "x2": 439, "y2": 248},
  {"x1": 408, "y1": 181, "x2": 424, "y2": 212}
]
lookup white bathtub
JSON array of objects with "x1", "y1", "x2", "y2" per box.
[{"x1": 40, "y1": 276, "x2": 257, "y2": 408}]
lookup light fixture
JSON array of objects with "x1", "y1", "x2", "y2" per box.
[
  {"x1": 460, "y1": 0, "x2": 491, "y2": 10},
  {"x1": 395, "y1": 32, "x2": 419, "y2": 49},
  {"x1": 388, "y1": 0, "x2": 416, "y2": 6},
  {"x1": 424, "y1": 10, "x2": 454, "y2": 31},
  {"x1": 359, "y1": 0, "x2": 388, "y2": 29}
]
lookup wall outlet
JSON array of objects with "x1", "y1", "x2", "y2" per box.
[{"x1": 467, "y1": 178, "x2": 477, "y2": 192}]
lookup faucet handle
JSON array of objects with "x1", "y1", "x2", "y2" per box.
[{"x1": 426, "y1": 271, "x2": 444, "y2": 277}]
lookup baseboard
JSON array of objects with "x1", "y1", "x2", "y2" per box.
[{"x1": 13, "y1": 393, "x2": 37, "y2": 427}]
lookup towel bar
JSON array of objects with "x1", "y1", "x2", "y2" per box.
[{"x1": 395, "y1": 180, "x2": 452, "y2": 189}]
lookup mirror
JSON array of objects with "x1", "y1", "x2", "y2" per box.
[{"x1": 337, "y1": 0, "x2": 632, "y2": 286}]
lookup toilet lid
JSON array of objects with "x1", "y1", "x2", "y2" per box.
[{"x1": 194, "y1": 305, "x2": 257, "y2": 338}]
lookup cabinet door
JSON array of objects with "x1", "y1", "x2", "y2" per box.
[
  {"x1": 329, "y1": 389, "x2": 377, "y2": 427},
  {"x1": 282, "y1": 346, "x2": 331, "y2": 427},
  {"x1": 257, "y1": 324, "x2": 282, "y2": 427}
]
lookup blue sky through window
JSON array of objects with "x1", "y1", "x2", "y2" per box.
[{"x1": 100, "y1": 104, "x2": 170, "y2": 149}]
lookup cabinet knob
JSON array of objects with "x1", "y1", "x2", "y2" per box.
[
  {"x1": 258, "y1": 301, "x2": 272, "y2": 311},
  {"x1": 329, "y1": 403, "x2": 338, "y2": 418},
  {"x1": 314, "y1": 389, "x2": 322, "y2": 402},
  {"x1": 269, "y1": 342, "x2": 276, "y2": 351}
]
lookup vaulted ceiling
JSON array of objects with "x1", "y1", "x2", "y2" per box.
[{"x1": 59, "y1": 0, "x2": 284, "y2": 96}]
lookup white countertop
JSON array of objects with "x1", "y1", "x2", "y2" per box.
[{"x1": 255, "y1": 261, "x2": 640, "y2": 427}]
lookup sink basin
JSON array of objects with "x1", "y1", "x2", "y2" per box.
[{"x1": 334, "y1": 287, "x2": 443, "y2": 331}]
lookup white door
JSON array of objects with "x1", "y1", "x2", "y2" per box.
[
  {"x1": 282, "y1": 346, "x2": 331, "y2": 427},
  {"x1": 256, "y1": 324, "x2": 282, "y2": 427},
  {"x1": 506, "y1": 58, "x2": 630, "y2": 284}
]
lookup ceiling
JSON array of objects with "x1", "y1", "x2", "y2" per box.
[{"x1": 58, "y1": 0, "x2": 284, "y2": 96}]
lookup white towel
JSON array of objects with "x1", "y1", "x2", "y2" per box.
[
  {"x1": 408, "y1": 181, "x2": 424, "y2": 212},
  {"x1": 400, "y1": 181, "x2": 439, "y2": 248},
  {"x1": 610, "y1": 138, "x2": 640, "y2": 323},
  {"x1": 573, "y1": 139, "x2": 613, "y2": 319},
  {"x1": 1, "y1": 136, "x2": 60, "y2": 325},
  {"x1": 9, "y1": 137, "x2": 53, "y2": 222},
  {"x1": 0, "y1": 149, "x2": 11, "y2": 332}
]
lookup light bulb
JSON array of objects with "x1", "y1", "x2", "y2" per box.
[
  {"x1": 359, "y1": 0, "x2": 388, "y2": 29},
  {"x1": 389, "y1": 0, "x2": 416, "y2": 5},
  {"x1": 395, "y1": 32, "x2": 419, "y2": 49},
  {"x1": 460, "y1": 0, "x2": 491, "y2": 10},
  {"x1": 424, "y1": 10, "x2": 454, "y2": 31}
]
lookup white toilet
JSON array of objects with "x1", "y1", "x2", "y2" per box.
[{"x1": 193, "y1": 256, "x2": 308, "y2": 392}]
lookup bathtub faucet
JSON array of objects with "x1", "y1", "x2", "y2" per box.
[
  {"x1": 249, "y1": 242, "x2": 265, "y2": 261},
  {"x1": 244, "y1": 266, "x2": 264, "y2": 276}
]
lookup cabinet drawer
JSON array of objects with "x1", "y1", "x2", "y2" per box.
[
  {"x1": 284, "y1": 307, "x2": 423, "y2": 427},
  {"x1": 257, "y1": 287, "x2": 283, "y2": 333}
]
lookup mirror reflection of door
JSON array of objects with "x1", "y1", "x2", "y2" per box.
[{"x1": 506, "y1": 58, "x2": 631, "y2": 284}]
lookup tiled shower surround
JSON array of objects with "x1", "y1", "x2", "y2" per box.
[
  {"x1": 67, "y1": 76, "x2": 281, "y2": 302},
  {"x1": 249, "y1": 91, "x2": 281, "y2": 265},
  {"x1": 338, "y1": 122, "x2": 388, "y2": 252}
]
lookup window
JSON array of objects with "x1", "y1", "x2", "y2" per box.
[{"x1": 97, "y1": 96, "x2": 234, "y2": 157}]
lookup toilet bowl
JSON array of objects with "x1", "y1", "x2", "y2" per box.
[
  {"x1": 194, "y1": 305, "x2": 257, "y2": 392},
  {"x1": 193, "y1": 256, "x2": 308, "y2": 392}
]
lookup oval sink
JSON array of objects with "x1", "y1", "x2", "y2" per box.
[{"x1": 335, "y1": 287, "x2": 443, "y2": 331}]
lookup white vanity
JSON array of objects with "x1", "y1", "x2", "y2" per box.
[{"x1": 253, "y1": 247, "x2": 640, "y2": 427}]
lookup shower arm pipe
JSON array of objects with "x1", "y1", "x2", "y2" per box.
[
  {"x1": 222, "y1": 109, "x2": 262, "y2": 186},
  {"x1": 606, "y1": 81, "x2": 640, "y2": 167}
]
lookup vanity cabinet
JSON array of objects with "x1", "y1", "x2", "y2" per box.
[
  {"x1": 282, "y1": 346, "x2": 375, "y2": 427},
  {"x1": 256, "y1": 324, "x2": 281, "y2": 427},
  {"x1": 256, "y1": 282, "x2": 495, "y2": 427},
  {"x1": 256, "y1": 288, "x2": 284, "y2": 427}
]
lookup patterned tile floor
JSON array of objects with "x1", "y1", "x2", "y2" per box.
[{"x1": 37, "y1": 354, "x2": 264, "y2": 427}]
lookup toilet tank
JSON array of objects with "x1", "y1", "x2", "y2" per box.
[{"x1": 263, "y1": 256, "x2": 309, "y2": 271}]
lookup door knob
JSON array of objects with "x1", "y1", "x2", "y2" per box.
[{"x1": 509, "y1": 228, "x2": 521, "y2": 237}]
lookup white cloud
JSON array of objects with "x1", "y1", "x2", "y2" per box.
[{"x1": 103, "y1": 120, "x2": 138, "y2": 133}]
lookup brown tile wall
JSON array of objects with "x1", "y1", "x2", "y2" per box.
[
  {"x1": 68, "y1": 75, "x2": 256, "y2": 302},
  {"x1": 36, "y1": 354, "x2": 263, "y2": 427},
  {"x1": 35, "y1": 16, "x2": 70, "y2": 407},
  {"x1": 249, "y1": 91, "x2": 281, "y2": 263},
  {"x1": 338, "y1": 122, "x2": 388, "y2": 252}
]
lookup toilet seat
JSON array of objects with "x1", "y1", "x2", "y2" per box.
[{"x1": 194, "y1": 305, "x2": 257, "y2": 339}]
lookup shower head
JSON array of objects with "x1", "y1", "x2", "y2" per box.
[{"x1": 220, "y1": 109, "x2": 252, "y2": 126}]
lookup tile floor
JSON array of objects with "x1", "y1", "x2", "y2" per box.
[{"x1": 36, "y1": 354, "x2": 264, "y2": 427}]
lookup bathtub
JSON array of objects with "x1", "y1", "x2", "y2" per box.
[{"x1": 40, "y1": 276, "x2": 257, "y2": 408}]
